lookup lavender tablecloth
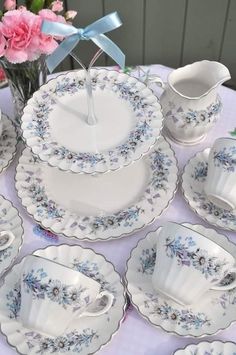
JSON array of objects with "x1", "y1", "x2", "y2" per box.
[{"x1": 0, "y1": 64, "x2": 236, "y2": 355}]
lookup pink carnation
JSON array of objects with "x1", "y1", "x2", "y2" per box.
[
  {"x1": 0, "y1": 10, "x2": 41, "y2": 63},
  {"x1": 39, "y1": 9, "x2": 66, "y2": 46},
  {"x1": 51, "y1": 0, "x2": 63, "y2": 12},
  {"x1": 3, "y1": 0, "x2": 16, "y2": 11},
  {"x1": 38, "y1": 9, "x2": 65, "y2": 23},
  {"x1": 0, "y1": 33, "x2": 6, "y2": 57}
]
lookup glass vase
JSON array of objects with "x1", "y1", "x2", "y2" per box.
[{"x1": 0, "y1": 56, "x2": 47, "y2": 127}]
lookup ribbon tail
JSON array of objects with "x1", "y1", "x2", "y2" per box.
[
  {"x1": 46, "y1": 34, "x2": 80, "y2": 73},
  {"x1": 92, "y1": 34, "x2": 125, "y2": 69}
]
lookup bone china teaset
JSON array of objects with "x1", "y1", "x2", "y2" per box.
[{"x1": 0, "y1": 59, "x2": 235, "y2": 355}]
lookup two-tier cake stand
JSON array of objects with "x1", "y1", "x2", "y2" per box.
[{"x1": 16, "y1": 68, "x2": 178, "y2": 242}]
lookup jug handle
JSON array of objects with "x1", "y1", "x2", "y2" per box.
[{"x1": 145, "y1": 75, "x2": 166, "y2": 91}]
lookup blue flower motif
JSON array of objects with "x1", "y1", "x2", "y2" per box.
[
  {"x1": 168, "y1": 96, "x2": 222, "y2": 127},
  {"x1": 165, "y1": 236, "x2": 226, "y2": 279},
  {"x1": 213, "y1": 146, "x2": 236, "y2": 172},
  {"x1": 144, "y1": 293, "x2": 211, "y2": 330},
  {"x1": 22, "y1": 268, "x2": 89, "y2": 311},
  {"x1": 24, "y1": 328, "x2": 98, "y2": 353}
]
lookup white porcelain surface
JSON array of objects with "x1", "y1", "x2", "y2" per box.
[
  {"x1": 182, "y1": 148, "x2": 236, "y2": 231},
  {"x1": 20, "y1": 255, "x2": 113, "y2": 337},
  {"x1": 0, "y1": 114, "x2": 17, "y2": 174},
  {"x1": 125, "y1": 223, "x2": 236, "y2": 337},
  {"x1": 21, "y1": 69, "x2": 163, "y2": 174},
  {"x1": 152, "y1": 222, "x2": 236, "y2": 305},
  {"x1": 204, "y1": 137, "x2": 236, "y2": 210},
  {"x1": 15, "y1": 136, "x2": 178, "y2": 241},
  {"x1": 0, "y1": 244, "x2": 126, "y2": 355},
  {"x1": 174, "y1": 340, "x2": 236, "y2": 354},
  {"x1": 0, "y1": 230, "x2": 15, "y2": 251},
  {"x1": 160, "y1": 61, "x2": 230, "y2": 144},
  {"x1": 0, "y1": 195, "x2": 23, "y2": 276}
]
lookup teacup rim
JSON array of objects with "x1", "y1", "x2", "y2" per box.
[
  {"x1": 213, "y1": 136, "x2": 236, "y2": 145},
  {"x1": 23, "y1": 254, "x2": 99, "y2": 286},
  {"x1": 163, "y1": 221, "x2": 235, "y2": 262}
]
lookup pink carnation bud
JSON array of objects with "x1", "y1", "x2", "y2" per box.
[
  {"x1": 3, "y1": 0, "x2": 16, "y2": 11},
  {"x1": 65, "y1": 10, "x2": 77, "y2": 21},
  {"x1": 51, "y1": 0, "x2": 63, "y2": 12}
]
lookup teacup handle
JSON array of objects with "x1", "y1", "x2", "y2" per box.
[
  {"x1": 145, "y1": 75, "x2": 166, "y2": 90},
  {"x1": 211, "y1": 268, "x2": 236, "y2": 291},
  {"x1": 81, "y1": 291, "x2": 114, "y2": 317},
  {"x1": 0, "y1": 231, "x2": 15, "y2": 251}
]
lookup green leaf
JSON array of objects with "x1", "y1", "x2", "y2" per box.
[
  {"x1": 30, "y1": 0, "x2": 45, "y2": 13},
  {"x1": 230, "y1": 129, "x2": 236, "y2": 136},
  {"x1": 123, "y1": 66, "x2": 134, "y2": 74},
  {"x1": 0, "y1": 11, "x2": 3, "y2": 20}
]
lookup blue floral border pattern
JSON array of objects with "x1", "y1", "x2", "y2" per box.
[
  {"x1": 165, "y1": 236, "x2": 227, "y2": 280},
  {"x1": 213, "y1": 146, "x2": 236, "y2": 172},
  {"x1": 138, "y1": 247, "x2": 156, "y2": 275},
  {"x1": 20, "y1": 144, "x2": 173, "y2": 235},
  {"x1": 6, "y1": 281, "x2": 21, "y2": 319},
  {"x1": 24, "y1": 328, "x2": 98, "y2": 354},
  {"x1": 22, "y1": 268, "x2": 90, "y2": 312},
  {"x1": 191, "y1": 161, "x2": 208, "y2": 182},
  {"x1": 27, "y1": 72, "x2": 158, "y2": 171},
  {"x1": 70, "y1": 258, "x2": 116, "y2": 296},
  {"x1": 0, "y1": 246, "x2": 13, "y2": 263},
  {"x1": 165, "y1": 96, "x2": 222, "y2": 128},
  {"x1": 143, "y1": 292, "x2": 211, "y2": 330}
]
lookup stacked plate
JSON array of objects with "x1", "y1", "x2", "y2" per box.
[{"x1": 16, "y1": 68, "x2": 178, "y2": 242}]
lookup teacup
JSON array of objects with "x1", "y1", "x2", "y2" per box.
[
  {"x1": 152, "y1": 222, "x2": 236, "y2": 305},
  {"x1": 20, "y1": 255, "x2": 114, "y2": 336},
  {"x1": 0, "y1": 230, "x2": 15, "y2": 251},
  {"x1": 204, "y1": 137, "x2": 236, "y2": 210}
]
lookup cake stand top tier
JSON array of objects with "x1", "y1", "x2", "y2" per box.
[{"x1": 21, "y1": 69, "x2": 163, "y2": 174}]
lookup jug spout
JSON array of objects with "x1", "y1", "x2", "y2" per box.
[
  {"x1": 168, "y1": 60, "x2": 231, "y2": 99},
  {"x1": 203, "y1": 61, "x2": 231, "y2": 88}
]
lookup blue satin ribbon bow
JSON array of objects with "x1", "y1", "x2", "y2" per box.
[{"x1": 41, "y1": 12, "x2": 125, "y2": 73}]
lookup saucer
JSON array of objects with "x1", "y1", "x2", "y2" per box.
[
  {"x1": 15, "y1": 136, "x2": 178, "y2": 241},
  {"x1": 0, "y1": 115, "x2": 17, "y2": 174},
  {"x1": 174, "y1": 341, "x2": 236, "y2": 354},
  {"x1": 182, "y1": 148, "x2": 236, "y2": 231},
  {"x1": 125, "y1": 223, "x2": 236, "y2": 337},
  {"x1": 0, "y1": 195, "x2": 23, "y2": 276},
  {"x1": 0, "y1": 244, "x2": 126, "y2": 354},
  {"x1": 21, "y1": 69, "x2": 163, "y2": 174}
]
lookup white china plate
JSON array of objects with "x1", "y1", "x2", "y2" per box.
[
  {"x1": 0, "y1": 115, "x2": 17, "y2": 174},
  {"x1": 21, "y1": 69, "x2": 163, "y2": 174},
  {"x1": 125, "y1": 223, "x2": 236, "y2": 337},
  {"x1": 182, "y1": 148, "x2": 236, "y2": 231},
  {"x1": 0, "y1": 195, "x2": 23, "y2": 276},
  {"x1": 174, "y1": 341, "x2": 236, "y2": 354},
  {"x1": 0, "y1": 244, "x2": 126, "y2": 355},
  {"x1": 15, "y1": 136, "x2": 178, "y2": 241}
]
